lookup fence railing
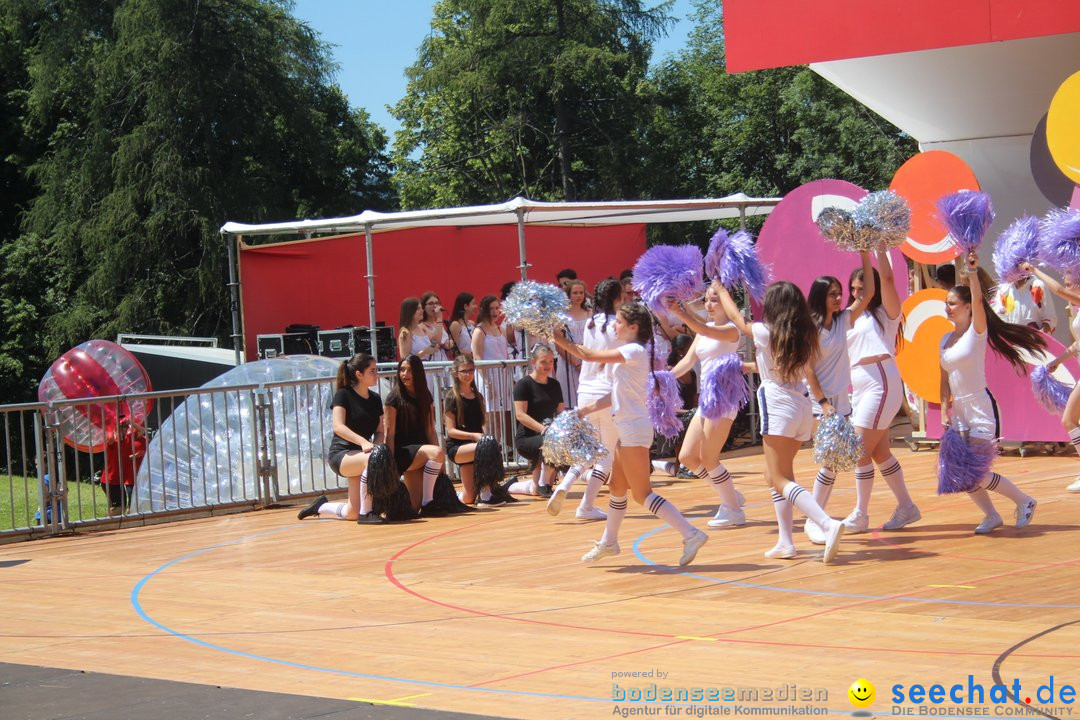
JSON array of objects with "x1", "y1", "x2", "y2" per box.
[{"x1": 0, "y1": 358, "x2": 529, "y2": 542}]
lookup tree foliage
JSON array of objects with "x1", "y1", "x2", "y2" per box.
[
  {"x1": 0, "y1": 0, "x2": 394, "y2": 401},
  {"x1": 392, "y1": 0, "x2": 672, "y2": 208}
]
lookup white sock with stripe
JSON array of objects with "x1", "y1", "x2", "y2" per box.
[
  {"x1": 645, "y1": 492, "x2": 696, "y2": 540},
  {"x1": 600, "y1": 494, "x2": 627, "y2": 546},
  {"x1": 812, "y1": 467, "x2": 836, "y2": 510},
  {"x1": 782, "y1": 481, "x2": 831, "y2": 528},
  {"x1": 580, "y1": 466, "x2": 607, "y2": 510},
  {"x1": 854, "y1": 464, "x2": 875, "y2": 515},
  {"x1": 771, "y1": 489, "x2": 794, "y2": 546},
  {"x1": 708, "y1": 464, "x2": 740, "y2": 509},
  {"x1": 422, "y1": 459, "x2": 440, "y2": 505},
  {"x1": 878, "y1": 455, "x2": 913, "y2": 507}
]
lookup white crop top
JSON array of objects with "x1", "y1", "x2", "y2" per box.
[
  {"x1": 847, "y1": 308, "x2": 900, "y2": 364},
  {"x1": 940, "y1": 324, "x2": 988, "y2": 399},
  {"x1": 694, "y1": 323, "x2": 741, "y2": 377},
  {"x1": 577, "y1": 313, "x2": 620, "y2": 397},
  {"x1": 808, "y1": 309, "x2": 852, "y2": 398},
  {"x1": 612, "y1": 343, "x2": 650, "y2": 423}
]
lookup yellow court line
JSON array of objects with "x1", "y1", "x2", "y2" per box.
[
  {"x1": 675, "y1": 635, "x2": 718, "y2": 641},
  {"x1": 928, "y1": 584, "x2": 976, "y2": 589},
  {"x1": 347, "y1": 692, "x2": 431, "y2": 707}
]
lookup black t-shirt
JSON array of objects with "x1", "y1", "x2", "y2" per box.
[
  {"x1": 513, "y1": 375, "x2": 563, "y2": 440},
  {"x1": 386, "y1": 392, "x2": 430, "y2": 447},
  {"x1": 445, "y1": 393, "x2": 485, "y2": 436},
  {"x1": 328, "y1": 387, "x2": 383, "y2": 455}
]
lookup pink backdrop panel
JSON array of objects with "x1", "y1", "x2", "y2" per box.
[{"x1": 757, "y1": 179, "x2": 909, "y2": 306}]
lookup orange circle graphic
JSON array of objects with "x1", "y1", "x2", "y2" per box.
[
  {"x1": 897, "y1": 288, "x2": 953, "y2": 403},
  {"x1": 890, "y1": 151, "x2": 980, "y2": 265}
]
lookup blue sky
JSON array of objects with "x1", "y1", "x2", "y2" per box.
[{"x1": 290, "y1": 0, "x2": 697, "y2": 139}]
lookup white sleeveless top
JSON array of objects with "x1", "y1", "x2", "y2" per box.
[
  {"x1": 456, "y1": 321, "x2": 474, "y2": 356},
  {"x1": 752, "y1": 322, "x2": 806, "y2": 394},
  {"x1": 478, "y1": 327, "x2": 509, "y2": 361},
  {"x1": 1070, "y1": 307, "x2": 1080, "y2": 352},
  {"x1": 847, "y1": 308, "x2": 900, "y2": 364},
  {"x1": 409, "y1": 332, "x2": 432, "y2": 359},
  {"x1": 577, "y1": 313, "x2": 620, "y2": 397},
  {"x1": 809, "y1": 309, "x2": 852, "y2": 397},
  {"x1": 940, "y1": 324, "x2": 988, "y2": 399},
  {"x1": 694, "y1": 322, "x2": 740, "y2": 377}
]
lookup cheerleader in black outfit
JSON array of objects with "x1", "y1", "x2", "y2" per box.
[
  {"x1": 385, "y1": 354, "x2": 446, "y2": 515},
  {"x1": 444, "y1": 355, "x2": 490, "y2": 504}
]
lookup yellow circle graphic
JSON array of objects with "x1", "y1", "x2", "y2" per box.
[
  {"x1": 848, "y1": 678, "x2": 876, "y2": 709},
  {"x1": 1047, "y1": 70, "x2": 1080, "y2": 185}
]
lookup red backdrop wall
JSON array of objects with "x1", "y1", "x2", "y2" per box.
[{"x1": 237, "y1": 224, "x2": 646, "y2": 360}]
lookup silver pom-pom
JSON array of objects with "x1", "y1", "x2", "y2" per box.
[
  {"x1": 816, "y1": 207, "x2": 859, "y2": 251},
  {"x1": 542, "y1": 410, "x2": 608, "y2": 467},
  {"x1": 853, "y1": 190, "x2": 911, "y2": 250},
  {"x1": 502, "y1": 280, "x2": 570, "y2": 340},
  {"x1": 812, "y1": 413, "x2": 864, "y2": 472}
]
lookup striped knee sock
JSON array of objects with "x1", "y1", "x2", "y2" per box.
[
  {"x1": 422, "y1": 459, "x2": 440, "y2": 505},
  {"x1": 981, "y1": 472, "x2": 1030, "y2": 505},
  {"x1": 319, "y1": 501, "x2": 351, "y2": 519},
  {"x1": 812, "y1": 467, "x2": 836, "y2": 509},
  {"x1": 771, "y1": 489, "x2": 794, "y2": 546},
  {"x1": 580, "y1": 466, "x2": 607, "y2": 510},
  {"x1": 645, "y1": 492, "x2": 696, "y2": 539},
  {"x1": 600, "y1": 494, "x2": 628, "y2": 546},
  {"x1": 782, "y1": 481, "x2": 831, "y2": 528},
  {"x1": 878, "y1": 456, "x2": 913, "y2": 507},
  {"x1": 559, "y1": 466, "x2": 584, "y2": 492},
  {"x1": 854, "y1": 464, "x2": 875, "y2": 515},
  {"x1": 966, "y1": 485, "x2": 997, "y2": 515},
  {"x1": 707, "y1": 464, "x2": 740, "y2": 509},
  {"x1": 1069, "y1": 426, "x2": 1080, "y2": 457},
  {"x1": 358, "y1": 472, "x2": 371, "y2": 514}
]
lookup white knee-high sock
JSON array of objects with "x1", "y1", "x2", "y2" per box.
[
  {"x1": 771, "y1": 489, "x2": 794, "y2": 546},
  {"x1": 600, "y1": 494, "x2": 628, "y2": 546},
  {"x1": 422, "y1": 459, "x2": 440, "y2": 504},
  {"x1": 580, "y1": 466, "x2": 607, "y2": 510},
  {"x1": 645, "y1": 492, "x2": 696, "y2": 539},
  {"x1": 1069, "y1": 426, "x2": 1080, "y2": 458},
  {"x1": 878, "y1": 455, "x2": 913, "y2": 506},
  {"x1": 559, "y1": 465, "x2": 584, "y2": 492},
  {"x1": 813, "y1": 467, "x2": 836, "y2": 510},
  {"x1": 538, "y1": 464, "x2": 556, "y2": 488},
  {"x1": 708, "y1": 464, "x2": 740, "y2": 509},
  {"x1": 358, "y1": 472, "x2": 371, "y2": 514},
  {"x1": 855, "y1": 464, "x2": 875, "y2": 514},
  {"x1": 782, "y1": 481, "x2": 831, "y2": 528},
  {"x1": 507, "y1": 479, "x2": 537, "y2": 495},
  {"x1": 981, "y1": 472, "x2": 1031, "y2": 505},
  {"x1": 319, "y1": 501, "x2": 349, "y2": 519},
  {"x1": 967, "y1": 485, "x2": 997, "y2": 515},
  {"x1": 693, "y1": 466, "x2": 708, "y2": 480}
]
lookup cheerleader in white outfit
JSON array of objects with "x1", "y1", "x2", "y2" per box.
[
  {"x1": 941, "y1": 254, "x2": 1043, "y2": 531},
  {"x1": 718, "y1": 282, "x2": 845, "y2": 563},
  {"x1": 547, "y1": 279, "x2": 625, "y2": 520},
  {"x1": 1021, "y1": 261, "x2": 1080, "y2": 492},
  {"x1": 554, "y1": 302, "x2": 709, "y2": 567},
  {"x1": 802, "y1": 250, "x2": 874, "y2": 544},
  {"x1": 666, "y1": 281, "x2": 748, "y2": 528},
  {"x1": 842, "y1": 249, "x2": 920, "y2": 534}
]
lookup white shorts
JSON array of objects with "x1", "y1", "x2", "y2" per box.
[
  {"x1": 614, "y1": 417, "x2": 654, "y2": 448},
  {"x1": 579, "y1": 392, "x2": 619, "y2": 469},
  {"x1": 851, "y1": 358, "x2": 903, "y2": 430},
  {"x1": 951, "y1": 389, "x2": 1001, "y2": 441},
  {"x1": 811, "y1": 392, "x2": 852, "y2": 418},
  {"x1": 757, "y1": 383, "x2": 813, "y2": 442}
]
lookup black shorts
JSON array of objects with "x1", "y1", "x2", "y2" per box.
[
  {"x1": 394, "y1": 443, "x2": 425, "y2": 472},
  {"x1": 445, "y1": 440, "x2": 472, "y2": 465},
  {"x1": 515, "y1": 434, "x2": 545, "y2": 465},
  {"x1": 327, "y1": 448, "x2": 364, "y2": 476}
]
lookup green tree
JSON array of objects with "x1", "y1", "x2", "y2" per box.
[
  {"x1": 392, "y1": 0, "x2": 672, "y2": 208},
  {"x1": 0, "y1": 0, "x2": 394, "y2": 401}
]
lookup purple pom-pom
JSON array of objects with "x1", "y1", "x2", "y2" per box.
[
  {"x1": 937, "y1": 427, "x2": 997, "y2": 494},
  {"x1": 699, "y1": 353, "x2": 749, "y2": 420},
  {"x1": 1030, "y1": 365, "x2": 1073, "y2": 415},
  {"x1": 992, "y1": 216, "x2": 1040, "y2": 284},
  {"x1": 646, "y1": 370, "x2": 684, "y2": 439},
  {"x1": 937, "y1": 190, "x2": 995, "y2": 254},
  {"x1": 632, "y1": 244, "x2": 705, "y2": 314},
  {"x1": 1038, "y1": 208, "x2": 1080, "y2": 275},
  {"x1": 704, "y1": 229, "x2": 769, "y2": 302}
]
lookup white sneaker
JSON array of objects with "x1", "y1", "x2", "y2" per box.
[
  {"x1": 764, "y1": 543, "x2": 797, "y2": 559},
  {"x1": 1067, "y1": 477, "x2": 1080, "y2": 493},
  {"x1": 882, "y1": 504, "x2": 921, "y2": 531},
  {"x1": 707, "y1": 505, "x2": 746, "y2": 528},
  {"x1": 546, "y1": 487, "x2": 566, "y2": 516},
  {"x1": 974, "y1": 513, "x2": 1003, "y2": 534},
  {"x1": 735, "y1": 489, "x2": 746, "y2": 507},
  {"x1": 804, "y1": 519, "x2": 826, "y2": 545},
  {"x1": 575, "y1": 506, "x2": 607, "y2": 521},
  {"x1": 582, "y1": 540, "x2": 620, "y2": 562},
  {"x1": 842, "y1": 508, "x2": 869, "y2": 534},
  {"x1": 679, "y1": 529, "x2": 709, "y2": 566},
  {"x1": 1014, "y1": 499, "x2": 1037, "y2": 529},
  {"x1": 822, "y1": 520, "x2": 845, "y2": 564}
]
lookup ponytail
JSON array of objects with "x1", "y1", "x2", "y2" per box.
[{"x1": 337, "y1": 353, "x2": 375, "y2": 390}]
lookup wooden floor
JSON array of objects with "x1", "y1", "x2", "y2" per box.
[{"x1": 2, "y1": 444, "x2": 1079, "y2": 720}]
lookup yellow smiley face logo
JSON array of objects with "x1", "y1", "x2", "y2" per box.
[{"x1": 848, "y1": 678, "x2": 875, "y2": 708}]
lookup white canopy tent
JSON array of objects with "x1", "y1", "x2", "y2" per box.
[{"x1": 219, "y1": 195, "x2": 781, "y2": 364}]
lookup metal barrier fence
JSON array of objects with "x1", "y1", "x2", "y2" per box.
[{"x1": 0, "y1": 358, "x2": 529, "y2": 542}]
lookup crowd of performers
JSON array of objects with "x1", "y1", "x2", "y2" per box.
[{"x1": 296, "y1": 242, "x2": 1080, "y2": 568}]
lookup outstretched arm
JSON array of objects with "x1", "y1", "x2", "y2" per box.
[
  {"x1": 552, "y1": 331, "x2": 625, "y2": 363},
  {"x1": 716, "y1": 286, "x2": 753, "y2": 336},
  {"x1": 966, "y1": 252, "x2": 987, "y2": 334},
  {"x1": 667, "y1": 300, "x2": 741, "y2": 342},
  {"x1": 875, "y1": 248, "x2": 901, "y2": 320},
  {"x1": 848, "y1": 251, "x2": 876, "y2": 320},
  {"x1": 1022, "y1": 263, "x2": 1080, "y2": 305}
]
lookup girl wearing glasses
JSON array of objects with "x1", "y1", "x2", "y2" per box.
[{"x1": 444, "y1": 355, "x2": 489, "y2": 504}]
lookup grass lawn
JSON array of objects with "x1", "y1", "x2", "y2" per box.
[{"x1": 0, "y1": 475, "x2": 112, "y2": 530}]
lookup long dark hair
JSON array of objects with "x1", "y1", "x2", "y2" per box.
[
  {"x1": 807, "y1": 275, "x2": 841, "y2": 328},
  {"x1": 763, "y1": 281, "x2": 819, "y2": 383},
  {"x1": 445, "y1": 354, "x2": 484, "y2": 429},
  {"x1": 450, "y1": 292, "x2": 474, "y2": 325},
  {"x1": 476, "y1": 294, "x2": 498, "y2": 325},
  {"x1": 950, "y1": 284, "x2": 1047, "y2": 372},
  {"x1": 387, "y1": 354, "x2": 432, "y2": 432},
  {"x1": 420, "y1": 290, "x2": 440, "y2": 323},
  {"x1": 618, "y1": 301, "x2": 658, "y2": 393},
  {"x1": 399, "y1": 296, "x2": 421, "y2": 332},
  {"x1": 336, "y1": 353, "x2": 375, "y2": 390},
  {"x1": 588, "y1": 278, "x2": 623, "y2": 333}
]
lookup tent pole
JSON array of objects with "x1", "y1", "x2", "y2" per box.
[
  {"x1": 515, "y1": 208, "x2": 529, "y2": 281},
  {"x1": 226, "y1": 232, "x2": 243, "y2": 366},
  {"x1": 738, "y1": 205, "x2": 747, "y2": 232},
  {"x1": 365, "y1": 223, "x2": 378, "y2": 361}
]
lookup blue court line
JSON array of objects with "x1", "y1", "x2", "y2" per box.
[{"x1": 630, "y1": 526, "x2": 1080, "y2": 608}]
